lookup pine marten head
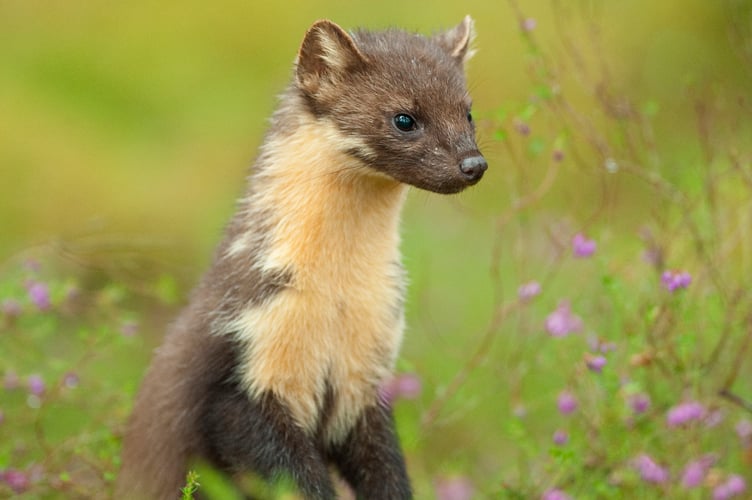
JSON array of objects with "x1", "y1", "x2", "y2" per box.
[{"x1": 295, "y1": 17, "x2": 486, "y2": 194}]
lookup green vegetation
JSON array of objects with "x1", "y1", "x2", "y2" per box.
[{"x1": 1, "y1": 1, "x2": 751, "y2": 498}]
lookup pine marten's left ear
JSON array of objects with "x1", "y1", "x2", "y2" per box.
[
  {"x1": 435, "y1": 15, "x2": 476, "y2": 65},
  {"x1": 296, "y1": 20, "x2": 369, "y2": 96}
]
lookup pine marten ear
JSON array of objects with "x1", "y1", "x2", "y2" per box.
[
  {"x1": 435, "y1": 15, "x2": 476, "y2": 65},
  {"x1": 296, "y1": 20, "x2": 368, "y2": 95}
]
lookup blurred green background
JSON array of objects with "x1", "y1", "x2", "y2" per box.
[
  {"x1": 2, "y1": 0, "x2": 749, "y2": 261},
  {"x1": 2, "y1": 0, "x2": 751, "y2": 497}
]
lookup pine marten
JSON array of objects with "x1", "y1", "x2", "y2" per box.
[{"x1": 117, "y1": 16, "x2": 486, "y2": 499}]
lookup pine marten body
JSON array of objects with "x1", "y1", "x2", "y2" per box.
[{"x1": 118, "y1": 17, "x2": 485, "y2": 499}]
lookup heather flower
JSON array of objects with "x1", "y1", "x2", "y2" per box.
[
  {"x1": 2, "y1": 468, "x2": 30, "y2": 493},
  {"x1": 27, "y1": 374, "x2": 45, "y2": 396},
  {"x1": 514, "y1": 120, "x2": 531, "y2": 136},
  {"x1": 552, "y1": 429, "x2": 568, "y2": 445},
  {"x1": 585, "y1": 354, "x2": 607, "y2": 374},
  {"x1": 545, "y1": 301, "x2": 583, "y2": 337},
  {"x1": 735, "y1": 419, "x2": 752, "y2": 445},
  {"x1": 518, "y1": 281, "x2": 541, "y2": 301},
  {"x1": 681, "y1": 455, "x2": 716, "y2": 488},
  {"x1": 63, "y1": 372, "x2": 79, "y2": 389},
  {"x1": 557, "y1": 390, "x2": 578, "y2": 415},
  {"x1": 27, "y1": 281, "x2": 51, "y2": 311},
  {"x1": 713, "y1": 474, "x2": 746, "y2": 500},
  {"x1": 632, "y1": 454, "x2": 669, "y2": 484},
  {"x1": 628, "y1": 393, "x2": 651, "y2": 415},
  {"x1": 1, "y1": 299, "x2": 22, "y2": 319},
  {"x1": 661, "y1": 270, "x2": 692, "y2": 292},
  {"x1": 521, "y1": 17, "x2": 537, "y2": 32},
  {"x1": 435, "y1": 475, "x2": 474, "y2": 500},
  {"x1": 666, "y1": 401, "x2": 706, "y2": 427},
  {"x1": 379, "y1": 373, "x2": 421, "y2": 406},
  {"x1": 572, "y1": 233, "x2": 596, "y2": 258},
  {"x1": 704, "y1": 409, "x2": 724, "y2": 428},
  {"x1": 541, "y1": 489, "x2": 571, "y2": 500}
]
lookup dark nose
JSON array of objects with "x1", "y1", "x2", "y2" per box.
[{"x1": 459, "y1": 155, "x2": 487, "y2": 182}]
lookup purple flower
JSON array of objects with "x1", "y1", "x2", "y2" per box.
[
  {"x1": 713, "y1": 474, "x2": 746, "y2": 500},
  {"x1": 735, "y1": 419, "x2": 752, "y2": 445},
  {"x1": 435, "y1": 476, "x2": 474, "y2": 500},
  {"x1": 661, "y1": 270, "x2": 692, "y2": 292},
  {"x1": 27, "y1": 282, "x2": 51, "y2": 311},
  {"x1": 572, "y1": 233, "x2": 596, "y2": 258},
  {"x1": 552, "y1": 149, "x2": 565, "y2": 162},
  {"x1": 514, "y1": 120, "x2": 531, "y2": 136},
  {"x1": 585, "y1": 354, "x2": 607, "y2": 374},
  {"x1": 2, "y1": 468, "x2": 30, "y2": 493},
  {"x1": 63, "y1": 372, "x2": 79, "y2": 389},
  {"x1": 552, "y1": 429, "x2": 569, "y2": 445},
  {"x1": 518, "y1": 281, "x2": 542, "y2": 301},
  {"x1": 628, "y1": 393, "x2": 651, "y2": 415},
  {"x1": 521, "y1": 18, "x2": 537, "y2": 32},
  {"x1": 633, "y1": 454, "x2": 669, "y2": 484},
  {"x1": 1, "y1": 299, "x2": 22, "y2": 319},
  {"x1": 666, "y1": 401, "x2": 706, "y2": 427},
  {"x1": 557, "y1": 390, "x2": 578, "y2": 415},
  {"x1": 681, "y1": 455, "x2": 716, "y2": 488},
  {"x1": 545, "y1": 301, "x2": 583, "y2": 337},
  {"x1": 379, "y1": 373, "x2": 421, "y2": 406},
  {"x1": 27, "y1": 374, "x2": 45, "y2": 396},
  {"x1": 541, "y1": 489, "x2": 571, "y2": 500}
]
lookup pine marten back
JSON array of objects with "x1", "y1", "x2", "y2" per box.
[{"x1": 117, "y1": 16, "x2": 486, "y2": 499}]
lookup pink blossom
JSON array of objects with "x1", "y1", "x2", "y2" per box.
[
  {"x1": 545, "y1": 301, "x2": 583, "y2": 337},
  {"x1": 518, "y1": 281, "x2": 541, "y2": 301},
  {"x1": 585, "y1": 354, "x2": 607, "y2": 374},
  {"x1": 27, "y1": 282, "x2": 51, "y2": 311},
  {"x1": 557, "y1": 390, "x2": 578, "y2": 415},
  {"x1": 735, "y1": 419, "x2": 752, "y2": 445},
  {"x1": 2, "y1": 468, "x2": 30, "y2": 493},
  {"x1": 435, "y1": 476, "x2": 474, "y2": 500},
  {"x1": 666, "y1": 401, "x2": 706, "y2": 427},
  {"x1": 661, "y1": 270, "x2": 692, "y2": 292},
  {"x1": 379, "y1": 373, "x2": 422, "y2": 406},
  {"x1": 63, "y1": 372, "x2": 79, "y2": 389},
  {"x1": 521, "y1": 18, "x2": 537, "y2": 32},
  {"x1": 552, "y1": 429, "x2": 568, "y2": 445},
  {"x1": 632, "y1": 454, "x2": 669, "y2": 484},
  {"x1": 713, "y1": 474, "x2": 746, "y2": 500},
  {"x1": 572, "y1": 233, "x2": 596, "y2": 258},
  {"x1": 681, "y1": 455, "x2": 716, "y2": 488},
  {"x1": 628, "y1": 393, "x2": 651, "y2": 415},
  {"x1": 541, "y1": 489, "x2": 571, "y2": 500},
  {"x1": 27, "y1": 374, "x2": 45, "y2": 396}
]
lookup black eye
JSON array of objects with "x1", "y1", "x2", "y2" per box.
[
  {"x1": 393, "y1": 113, "x2": 417, "y2": 132},
  {"x1": 467, "y1": 112, "x2": 473, "y2": 123}
]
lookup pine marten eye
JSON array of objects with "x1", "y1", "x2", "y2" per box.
[
  {"x1": 467, "y1": 112, "x2": 473, "y2": 123},
  {"x1": 393, "y1": 113, "x2": 417, "y2": 132}
]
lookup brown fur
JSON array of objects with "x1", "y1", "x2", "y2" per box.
[{"x1": 117, "y1": 16, "x2": 484, "y2": 499}]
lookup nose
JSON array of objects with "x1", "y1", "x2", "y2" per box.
[{"x1": 459, "y1": 155, "x2": 487, "y2": 182}]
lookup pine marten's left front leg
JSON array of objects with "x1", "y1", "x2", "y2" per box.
[{"x1": 329, "y1": 404, "x2": 412, "y2": 499}]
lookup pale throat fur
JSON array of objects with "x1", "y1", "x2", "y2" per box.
[{"x1": 221, "y1": 111, "x2": 409, "y2": 443}]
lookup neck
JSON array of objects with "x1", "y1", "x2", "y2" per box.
[{"x1": 245, "y1": 118, "x2": 408, "y2": 287}]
